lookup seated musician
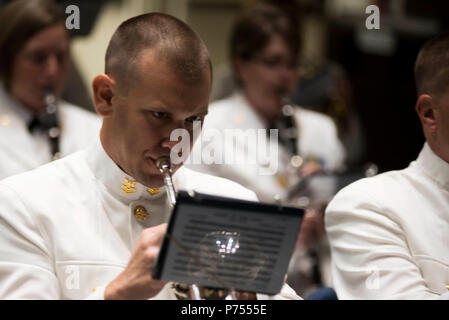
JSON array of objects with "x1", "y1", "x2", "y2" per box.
[
  {"x1": 0, "y1": 0, "x2": 100, "y2": 180},
  {"x1": 0, "y1": 11, "x2": 300, "y2": 300},
  {"x1": 325, "y1": 31, "x2": 449, "y2": 299},
  {"x1": 187, "y1": 3, "x2": 345, "y2": 297}
]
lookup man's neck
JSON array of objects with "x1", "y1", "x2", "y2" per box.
[
  {"x1": 426, "y1": 139, "x2": 449, "y2": 164},
  {"x1": 244, "y1": 92, "x2": 281, "y2": 125}
]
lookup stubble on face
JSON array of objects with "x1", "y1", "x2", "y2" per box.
[{"x1": 103, "y1": 51, "x2": 211, "y2": 188}]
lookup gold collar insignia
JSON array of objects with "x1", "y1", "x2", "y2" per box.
[
  {"x1": 121, "y1": 178, "x2": 137, "y2": 194},
  {"x1": 146, "y1": 187, "x2": 161, "y2": 195}
]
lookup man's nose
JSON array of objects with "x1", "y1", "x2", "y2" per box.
[
  {"x1": 161, "y1": 124, "x2": 192, "y2": 157},
  {"x1": 280, "y1": 68, "x2": 298, "y2": 90},
  {"x1": 44, "y1": 54, "x2": 61, "y2": 78},
  {"x1": 161, "y1": 138, "x2": 181, "y2": 151},
  {"x1": 160, "y1": 119, "x2": 194, "y2": 149}
]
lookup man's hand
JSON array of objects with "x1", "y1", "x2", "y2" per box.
[
  {"x1": 296, "y1": 208, "x2": 326, "y2": 249},
  {"x1": 105, "y1": 223, "x2": 168, "y2": 300},
  {"x1": 235, "y1": 291, "x2": 258, "y2": 300},
  {"x1": 300, "y1": 160, "x2": 322, "y2": 178}
]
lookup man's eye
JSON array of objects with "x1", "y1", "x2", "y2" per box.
[
  {"x1": 56, "y1": 52, "x2": 68, "y2": 65},
  {"x1": 186, "y1": 115, "x2": 203, "y2": 123},
  {"x1": 28, "y1": 52, "x2": 47, "y2": 64},
  {"x1": 152, "y1": 111, "x2": 168, "y2": 119}
]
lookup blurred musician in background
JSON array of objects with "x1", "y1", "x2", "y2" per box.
[
  {"x1": 326, "y1": 31, "x2": 449, "y2": 299},
  {"x1": 0, "y1": 11, "x2": 300, "y2": 300},
  {"x1": 0, "y1": 0, "x2": 100, "y2": 180},
  {"x1": 187, "y1": 3, "x2": 345, "y2": 298}
]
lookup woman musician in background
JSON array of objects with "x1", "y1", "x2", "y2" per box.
[
  {"x1": 188, "y1": 3, "x2": 345, "y2": 298},
  {"x1": 0, "y1": 0, "x2": 100, "y2": 180}
]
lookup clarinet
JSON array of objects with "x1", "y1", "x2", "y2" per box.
[{"x1": 42, "y1": 87, "x2": 61, "y2": 160}]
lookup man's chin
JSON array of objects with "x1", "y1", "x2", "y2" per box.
[
  {"x1": 19, "y1": 97, "x2": 44, "y2": 112},
  {"x1": 137, "y1": 173, "x2": 164, "y2": 188},
  {"x1": 138, "y1": 158, "x2": 183, "y2": 187}
]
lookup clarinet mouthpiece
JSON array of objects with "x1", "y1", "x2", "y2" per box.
[{"x1": 156, "y1": 156, "x2": 171, "y2": 172}]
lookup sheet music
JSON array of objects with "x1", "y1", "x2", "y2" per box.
[{"x1": 157, "y1": 201, "x2": 303, "y2": 295}]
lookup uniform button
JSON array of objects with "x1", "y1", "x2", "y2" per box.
[
  {"x1": 92, "y1": 286, "x2": 100, "y2": 292},
  {"x1": 134, "y1": 205, "x2": 149, "y2": 221},
  {"x1": 0, "y1": 115, "x2": 10, "y2": 127},
  {"x1": 232, "y1": 112, "x2": 245, "y2": 125}
]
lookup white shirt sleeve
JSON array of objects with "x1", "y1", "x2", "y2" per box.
[
  {"x1": 325, "y1": 186, "x2": 449, "y2": 299},
  {"x1": 0, "y1": 185, "x2": 60, "y2": 299},
  {"x1": 0, "y1": 184, "x2": 112, "y2": 300},
  {"x1": 257, "y1": 282, "x2": 302, "y2": 300},
  {"x1": 322, "y1": 119, "x2": 345, "y2": 172}
]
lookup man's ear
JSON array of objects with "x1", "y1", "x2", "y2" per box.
[
  {"x1": 92, "y1": 74, "x2": 115, "y2": 117},
  {"x1": 415, "y1": 94, "x2": 437, "y2": 133},
  {"x1": 233, "y1": 59, "x2": 246, "y2": 84}
]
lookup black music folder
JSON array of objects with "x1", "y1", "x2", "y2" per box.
[{"x1": 152, "y1": 191, "x2": 304, "y2": 295}]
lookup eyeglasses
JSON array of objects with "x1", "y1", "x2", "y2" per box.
[
  {"x1": 23, "y1": 49, "x2": 68, "y2": 66},
  {"x1": 252, "y1": 55, "x2": 297, "y2": 71}
]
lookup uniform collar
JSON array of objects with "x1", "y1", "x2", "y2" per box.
[
  {"x1": 86, "y1": 137, "x2": 168, "y2": 204},
  {"x1": 416, "y1": 142, "x2": 449, "y2": 191},
  {"x1": 230, "y1": 91, "x2": 269, "y2": 129},
  {"x1": 231, "y1": 91, "x2": 304, "y2": 130},
  {"x1": 0, "y1": 83, "x2": 33, "y2": 126}
]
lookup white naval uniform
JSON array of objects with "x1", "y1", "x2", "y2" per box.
[
  {"x1": 0, "y1": 137, "x2": 300, "y2": 300},
  {"x1": 325, "y1": 143, "x2": 449, "y2": 299},
  {"x1": 0, "y1": 84, "x2": 101, "y2": 180},
  {"x1": 187, "y1": 92, "x2": 345, "y2": 296},
  {"x1": 187, "y1": 91, "x2": 345, "y2": 204}
]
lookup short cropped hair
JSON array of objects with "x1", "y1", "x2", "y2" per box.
[
  {"x1": 0, "y1": 0, "x2": 66, "y2": 86},
  {"x1": 105, "y1": 13, "x2": 211, "y2": 93},
  {"x1": 414, "y1": 31, "x2": 449, "y2": 96},
  {"x1": 230, "y1": 3, "x2": 300, "y2": 66}
]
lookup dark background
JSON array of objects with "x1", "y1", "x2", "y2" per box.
[
  {"x1": 325, "y1": 0, "x2": 449, "y2": 172},
  {"x1": 3, "y1": 0, "x2": 449, "y2": 173}
]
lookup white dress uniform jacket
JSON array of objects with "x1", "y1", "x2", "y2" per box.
[
  {"x1": 187, "y1": 92, "x2": 345, "y2": 204},
  {"x1": 325, "y1": 143, "x2": 449, "y2": 299},
  {"x1": 0, "y1": 84, "x2": 101, "y2": 180},
  {"x1": 0, "y1": 137, "x2": 300, "y2": 300}
]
